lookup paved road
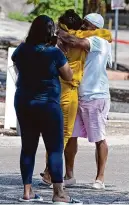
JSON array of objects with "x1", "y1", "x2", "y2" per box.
[{"x1": 0, "y1": 121, "x2": 129, "y2": 204}]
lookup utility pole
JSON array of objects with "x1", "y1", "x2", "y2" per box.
[{"x1": 83, "y1": 0, "x2": 88, "y2": 17}]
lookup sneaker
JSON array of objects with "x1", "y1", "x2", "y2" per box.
[
  {"x1": 92, "y1": 180, "x2": 105, "y2": 190},
  {"x1": 64, "y1": 178, "x2": 76, "y2": 187}
]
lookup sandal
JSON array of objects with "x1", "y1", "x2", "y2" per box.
[
  {"x1": 53, "y1": 197, "x2": 83, "y2": 205},
  {"x1": 19, "y1": 194, "x2": 43, "y2": 202},
  {"x1": 40, "y1": 172, "x2": 52, "y2": 185}
]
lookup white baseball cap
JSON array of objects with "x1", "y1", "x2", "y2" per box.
[{"x1": 84, "y1": 13, "x2": 104, "y2": 28}]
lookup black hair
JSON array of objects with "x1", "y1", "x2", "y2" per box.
[
  {"x1": 58, "y1": 9, "x2": 82, "y2": 30},
  {"x1": 26, "y1": 15, "x2": 55, "y2": 45}
]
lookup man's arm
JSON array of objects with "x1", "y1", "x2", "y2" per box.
[{"x1": 58, "y1": 29, "x2": 90, "y2": 51}]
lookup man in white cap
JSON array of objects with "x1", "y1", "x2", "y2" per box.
[{"x1": 58, "y1": 13, "x2": 112, "y2": 189}]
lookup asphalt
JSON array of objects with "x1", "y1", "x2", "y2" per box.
[
  {"x1": 0, "y1": 145, "x2": 129, "y2": 204},
  {"x1": 0, "y1": 120, "x2": 129, "y2": 204}
]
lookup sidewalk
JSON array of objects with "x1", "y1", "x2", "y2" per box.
[
  {"x1": 109, "y1": 80, "x2": 129, "y2": 90},
  {"x1": 108, "y1": 112, "x2": 129, "y2": 121}
]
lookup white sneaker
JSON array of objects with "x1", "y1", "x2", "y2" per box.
[
  {"x1": 92, "y1": 180, "x2": 105, "y2": 190},
  {"x1": 64, "y1": 178, "x2": 76, "y2": 186}
]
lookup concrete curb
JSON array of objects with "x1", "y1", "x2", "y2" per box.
[
  {"x1": 1, "y1": 112, "x2": 129, "y2": 124},
  {"x1": 107, "y1": 71, "x2": 129, "y2": 80},
  {"x1": 1, "y1": 135, "x2": 129, "y2": 147}
]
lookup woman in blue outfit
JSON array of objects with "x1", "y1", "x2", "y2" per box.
[{"x1": 12, "y1": 15, "x2": 80, "y2": 204}]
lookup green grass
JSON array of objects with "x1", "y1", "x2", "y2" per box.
[{"x1": 8, "y1": 12, "x2": 29, "y2": 22}]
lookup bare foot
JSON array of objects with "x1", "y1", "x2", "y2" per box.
[
  {"x1": 53, "y1": 193, "x2": 70, "y2": 203},
  {"x1": 23, "y1": 187, "x2": 35, "y2": 200},
  {"x1": 52, "y1": 183, "x2": 70, "y2": 203}
]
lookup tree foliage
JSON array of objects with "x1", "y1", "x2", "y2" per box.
[
  {"x1": 27, "y1": 0, "x2": 83, "y2": 22},
  {"x1": 27, "y1": 0, "x2": 108, "y2": 22},
  {"x1": 27, "y1": 0, "x2": 40, "y2": 5}
]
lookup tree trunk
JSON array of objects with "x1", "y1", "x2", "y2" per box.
[
  {"x1": 86, "y1": 0, "x2": 106, "y2": 18},
  {"x1": 83, "y1": 0, "x2": 88, "y2": 18}
]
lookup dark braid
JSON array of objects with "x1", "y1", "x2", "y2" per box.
[{"x1": 58, "y1": 9, "x2": 82, "y2": 30}]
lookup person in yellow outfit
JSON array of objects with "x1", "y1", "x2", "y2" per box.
[{"x1": 40, "y1": 9, "x2": 112, "y2": 186}]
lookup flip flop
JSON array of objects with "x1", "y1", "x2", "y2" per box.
[
  {"x1": 19, "y1": 194, "x2": 43, "y2": 202},
  {"x1": 53, "y1": 197, "x2": 83, "y2": 205}
]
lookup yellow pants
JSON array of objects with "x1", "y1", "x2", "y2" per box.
[{"x1": 61, "y1": 83, "x2": 78, "y2": 148}]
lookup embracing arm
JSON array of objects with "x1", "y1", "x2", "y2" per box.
[
  {"x1": 58, "y1": 29, "x2": 90, "y2": 51},
  {"x1": 59, "y1": 30, "x2": 112, "y2": 54}
]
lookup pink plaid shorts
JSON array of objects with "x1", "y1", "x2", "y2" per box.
[{"x1": 72, "y1": 99, "x2": 110, "y2": 142}]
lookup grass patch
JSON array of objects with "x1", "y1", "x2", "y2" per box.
[{"x1": 8, "y1": 12, "x2": 29, "y2": 22}]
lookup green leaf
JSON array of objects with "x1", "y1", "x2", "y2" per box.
[{"x1": 27, "y1": 0, "x2": 40, "y2": 5}]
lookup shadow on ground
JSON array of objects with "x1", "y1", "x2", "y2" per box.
[{"x1": 0, "y1": 173, "x2": 129, "y2": 204}]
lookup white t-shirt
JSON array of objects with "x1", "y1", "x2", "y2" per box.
[{"x1": 78, "y1": 36, "x2": 112, "y2": 101}]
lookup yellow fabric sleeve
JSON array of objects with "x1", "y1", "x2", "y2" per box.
[{"x1": 59, "y1": 23, "x2": 112, "y2": 42}]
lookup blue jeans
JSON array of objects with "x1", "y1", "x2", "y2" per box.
[{"x1": 14, "y1": 94, "x2": 64, "y2": 184}]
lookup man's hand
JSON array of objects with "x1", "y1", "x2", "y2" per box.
[
  {"x1": 58, "y1": 29, "x2": 68, "y2": 38},
  {"x1": 58, "y1": 29, "x2": 76, "y2": 46}
]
